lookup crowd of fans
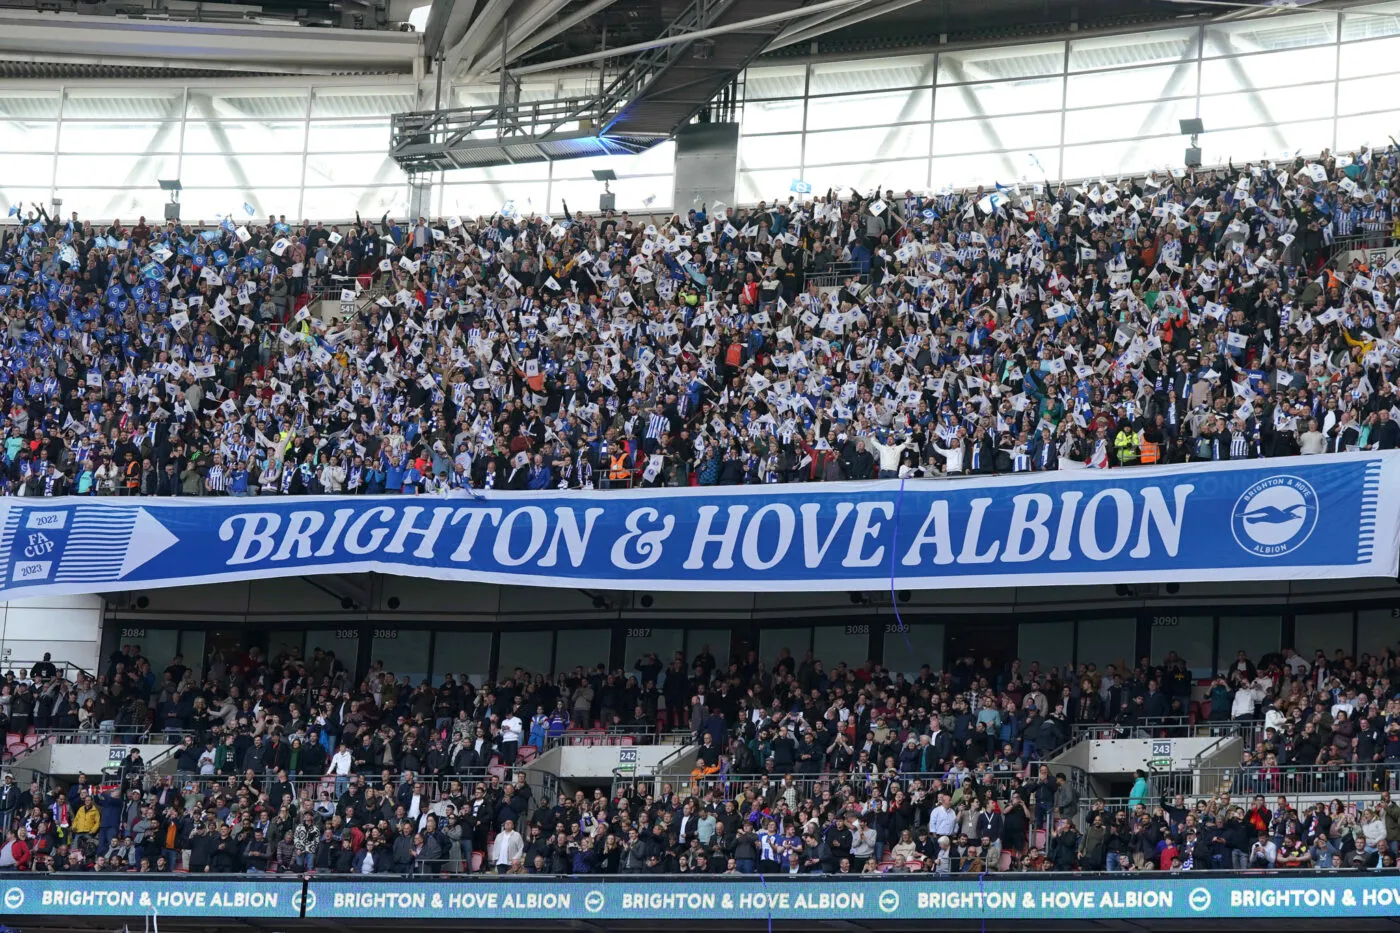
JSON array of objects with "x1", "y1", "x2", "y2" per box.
[
  {"x1": 1, "y1": 629, "x2": 1397, "y2": 874},
  {"x1": 2, "y1": 142, "x2": 1400, "y2": 497}
]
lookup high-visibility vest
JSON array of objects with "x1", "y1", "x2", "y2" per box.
[
  {"x1": 1140, "y1": 441, "x2": 1161, "y2": 465},
  {"x1": 609, "y1": 454, "x2": 630, "y2": 481}
]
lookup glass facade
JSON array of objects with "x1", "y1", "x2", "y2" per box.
[
  {"x1": 738, "y1": 3, "x2": 1400, "y2": 196},
  {"x1": 4, "y1": 7, "x2": 1399, "y2": 226}
]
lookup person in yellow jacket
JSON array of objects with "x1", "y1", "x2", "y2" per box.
[
  {"x1": 1114, "y1": 424, "x2": 1140, "y2": 466},
  {"x1": 71, "y1": 795, "x2": 100, "y2": 840}
]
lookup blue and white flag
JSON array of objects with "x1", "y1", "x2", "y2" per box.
[
  {"x1": 243, "y1": 202, "x2": 256, "y2": 216},
  {"x1": 790, "y1": 179, "x2": 812, "y2": 194}
]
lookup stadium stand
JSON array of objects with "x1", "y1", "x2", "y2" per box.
[
  {"x1": 3, "y1": 627, "x2": 1398, "y2": 874},
  {"x1": 1, "y1": 145, "x2": 1398, "y2": 499}
]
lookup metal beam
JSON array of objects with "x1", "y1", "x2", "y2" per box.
[
  {"x1": 768, "y1": 0, "x2": 929, "y2": 49},
  {"x1": 767, "y1": 0, "x2": 878, "y2": 49},
  {"x1": 441, "y1": 0, "x2": 514, "y2": 80},
  {"x1": 510, "y1": 0, "x2": 869, "y2": 76},
  {"x1": 422, "y1": 0, "x2": 478, "y2": 62},
  {"x1": 467, "y1": 0, "x2": 619, "y2": 78},
  {"x1": 460, "y1": 0, "x2": 574, "y2": 76}
]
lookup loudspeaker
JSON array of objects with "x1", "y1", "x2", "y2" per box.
[
  {"x1": 163, "y1": 202, "x2": 181, "y2": 221},
  {"x1": 1184, "y1": 146, "x2": 1202, "y2": 168},
  {"x1": 599, "y1": 191, "x2": 616, "y2": 212}
]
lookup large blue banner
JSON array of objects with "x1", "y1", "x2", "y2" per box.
[
  {"x1": 0, "y1": 877, "x2": 299, "y2": 917},
  {"x1": 5, "y1": 875, "x2": 1400, "y2": 921},
  {"x1": 0, "y1": 452, "x2": 1394, "y2": 599}
]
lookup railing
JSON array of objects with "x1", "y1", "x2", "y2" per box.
[
  {"x1": 0, "y1": 657, "x2": 94, "y2": 683},
  {"x1": 805, "y1": 260, "x2": 865, "y2": 289},
  {"x1": 544, "y1": 727, "x2": 691, "y2": 750},
  {"x1": 1199, "y1": 763, "x2": 1400, "y2": 798}
]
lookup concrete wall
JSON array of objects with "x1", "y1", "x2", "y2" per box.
[{"x1": 0, "y1": 594, "x2": 103, "y2": 676}]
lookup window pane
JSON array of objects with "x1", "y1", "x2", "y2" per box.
[
  {"x1": 939, "y1": 41, "x2": 1065, "y2": 83},
  {"x1": 498, "y1": 629, "x2": 552, "y2": 679},
  {"x1": 58, "y1": 121, "x2": 180, "y2": 153},
  {"x1": 1069, "y1": 26, "x2": 1200, "y2": 71},
  {"x1": 1216, "y1": 616, "x2": 1281, "y2": 674},
  {"x1": 738, "y1": 133, "x2": 802, "y2": 171},
  {"x1": 1205, "y1": 12, "x2": 1338, "y2": 56},
  {"x1": 806, "y1": 88, "x2": 932, "y2": 130},
  {"x1": 1343, "y1": 2, "x2": 1400, "y2": 40},
  {"x1": 304, "y1": 152, "x2": 406, "y2": 188},
  {"x1": 935, "y1": 76, "x2": 1063, "y2": 121},
  {"x1": 443, "y1": 162, "x2": 551, "y2": 183},
  {"x1": 1066, "y1": 62, "x2": 1198, "y2": 108},
  {"x1": 1151, "y1": 616, "x2": 1214, "y2": 678},
  {"x1": 548, "y1": 177, "x2": 668, "y2": 215},
  {"x1": 1065, "y1": 99, "x2": 1199, "y2": 145},
  {"x1": 311, "y1": 86, "x2": 417, "y2": 118},
  {"x1": 555, "y1": 629, "x2": 610, "y2": 677},
  {"x1": 1338, "y1": 109, "x2": 1400, "y2": 149},
  {"x1": 305, "y1": 119, "x2": 386, "y2": 153},
  {"x1": 1292, "y1": 612, "x2": 1353, "y2": 660},
  {"x1": 186, "y1": 120, "x2": 306, "y2": 154},
  {"x1": 883, "y1": 622, "x2": 944, "y2": 679},
  {"x1": 1200, "y1": 45, "x2": 1337, "y2": 93},
  {"x1": 809, "y1": 55, "x2": 934, "y2": 94},
  {"x1": 1017, "y1": 621, "x2": 1073, "y2": 671},
  {"x1": 0, "y1": 186, "x2": 51, "y2": 213},
  {"x1": 1356, "y1": 609, "x2": 1399, "y2": 659},
  {"x1": 56, "y1": 153, "x2": 176, "y2": 188},
  {"x1": 684, "y1": 630, "x2": 730, "y2": 675},
  {"x1": 188, "y1": 88, "x2": 308, "y2": 119},
  {"x1": 371, "y1": 628, "x2": 431, "y2": 684},
  {"x1": 181, "y1": 153, "x2": 305, "y2": 188},
  {"x1": 64, "y1": 88, "x2": 183, "y2": 119},
  {"x1": 933, "y1": 112, "x2": 1060, "y2": 155},
  {"x1": 738, "y1": 169, "x2": 800, "y2": 204},
  {"x1": 56, "y1": 188, "x2": 166, "y2": 220},
  {"x1": 0, "y1": 90, "x2": 60, "y2": 118},
  {"x1": 932, "y1": 151, "x2": 1054, "y2": 188},
  {"x1": 745, "y1": 63, "x2": 807, "y2": 100},
  {"x1": 304, "y1": 630, "x2": 359, "y2": 671},
  {"x1": 1198, "y1": 118, "x2": 1334, "y2": 165},
  {"x1": 1199, "y1": 84, "x2": 1335, "y2": 129},
  {"x1": 123, "y1": 629, "x2": 180, "y2": 676},
  {"x1": 803, "y1": 158, "x2": 928, "y2": 196},
  {"x1": 548, "y1": 141, "x2": 674, "y2": 180},
  {"x1": 626, "y1": 629, "x2": 684, "y2": 685},
  {"x1": 432, "y1": 630, "x2": 492, "y2": 686},
  {"x1": 741, "y1": 97, "x2": 804, "y2": 135},
  {"x1": 759, "y1": 628, "x2": 811, "y2": 673},
  {"x1": 442, "y1": 181, "x2": 540, "y2": 218},
  {"x1": 3, "y1": 154, "x2": 53, "y2": 185},
  {"x1": 181, "y1": 187, "x2": 299, "y2": 221},
  {"x1": 0, "y1": 121, "x2": 56, "y2": 153},
  {"x1": 1338, "y1": 74, "x2": 1400, "y2": 115},
  {"x1": 804, "y1": 125, "x2": 929, "y2": 165},
  {"x1": 813, "y1": 624, "x2": 871, "y2": 672},
  {"x1": 1075, "y1": 618, "x2": 1135, "y2": 675},
  {"x1": 300, "y1": 185, "x2": 406, "y2": 218}
]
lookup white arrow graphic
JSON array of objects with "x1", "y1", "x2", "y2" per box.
[{"x1": 119, "y1": 508, "x2": 181, "y2": 578}]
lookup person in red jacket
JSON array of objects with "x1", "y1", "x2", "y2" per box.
[{"x1": 0, "y1": 826, "x2": 31, "y2": 870}]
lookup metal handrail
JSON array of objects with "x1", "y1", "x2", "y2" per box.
[
  {"x1": 544, "y1": 727, "x2": 691, "y2": 750},
  {"x1": 0, "y1": 657, "x2": 95, "y2": 682}
]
